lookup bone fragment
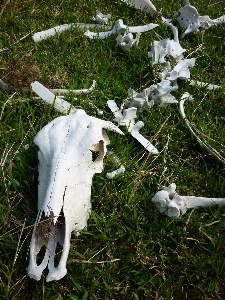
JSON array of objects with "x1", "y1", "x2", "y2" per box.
[
  {"x1": 130, "y1": 121, "x2": 159, "y2": 154},
  {"x1": 121, "y1": 0, "x2": 158, "y2": 15},
  {"x1": 152, "y1": 183, "x2": 225, "y2": 218},
  {"x1": 127, "y1": 88, "x2": 154, "y2": 112},
  {"x1": 148, "y1": 38, "x2": 185, "y2": 64},
  {"x1": 106, "y1": 165, "x2": 125, "y2": 179},
  {"x1": 179, "y1": 93, "x2": 224, "y2": 163},
  {"x1": 85, "y1": 19, "x2": 158, "y2": 40},
  {"x1": 116, "y1": 32, "x2": 141, "y2": 51},
  {"x1": 189, "y1": 80, "x2": 221, "y2": 90},
  {"x1": 94, "y1": 11, "x2": 111, "y2": 25},
  {"x1": 49, "y1": 80, "x2": 96, "y2": 95},
  {"x1": 166, "y1": 58, "x2": 196, "y2": 82},
  {"x1": 107, "y1": 100, "x2": 158, "y2": 154},
  {"x1": 175, "y1": 1, "x2": 225, "y2": 37},
  {"x1": 31, "y1": 81, "x2": 77, "y2": 114},
  {"x1": 32, "y1": 23, "x2": 112, "y2": 42},
  {"x1": 128, "y1": 23, "x2": 158, "y2": 33}
]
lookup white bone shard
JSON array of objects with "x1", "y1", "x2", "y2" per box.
[
  {"x1": 32, "y1": 23, "x2": 112, "y2": 42},
  {"x1": 175, "y1": 2, "x2": 200, "y2": 37},
  {"x1": 167, "y1": 58, "x2": 196, "y2": 82},
  {"x1": 106, "y1": 150, "x2": 125, "y2": 179},
  {"x1": 148, "y1": 39, "x2": 185, "y2": 64},
  {"x1": 106, "y1": 165, "x2": 126, "y2": 179},
  {"x1": 49, "y1": 80, "x2": 96, "y2": 95},
  {"x1": 189, "y1": 80, "x2": 221, "y2": 90},
  {"x1": 152, "y1": 183, "x2": 225, "y2": 218},
  {"x1": 85, "y1": 19, "x2": 125, "y2": 39},
  {"x1": 127, "y1": 88, "x2": 154, "y2": 112},
  {"x1": 94, "y1": 11, "x2": 111, "y2": 25},
  {"x1": 158, "y1": 62, "x2": 172, "y2": 81},
  {"x1": 28, "y1": 109, "x2": 123, "y2": 281},
  {"x1": 148, "y1": 20, "x2": 185, "y2": 65},
  {"x1": 119, "y1": 107, "x2": 137, "y2": 129},
  {"x1": 31, "y1": 81, "x2": 77, "y2": 114},
  {"x1": 128, "y1": 23, "x2": 158, "y2": 33},
  {"x1": 107, "y1": 100, "x2": 137, "y2": 128},
  {"x1": 149, "y1": 80, "x2": 178, "y2": 106},
  {"x1": 121, "y1": 0, "x2": 157, "y2": 15},
  {"x1": 107, "y1": 100, "x2": 158, "y2": 153},
  {"x1": 85, "y1": 19, "x2": 158, "y2": 40},
  {"x1": 175, "y1": 1, "x2": 225, "y2": 37},
  {"x1": 127, "y1": 81, "x2": 178, "y2": 109},
  {"x1": 199, "y1": 15, "x2": 225, "y2": 30},
  {"x1": 116, "y1": 32, "x2": 141, "y2": 51},
  {"x1": 130, "y1": 121, "x2": 159, "y2": 154}
]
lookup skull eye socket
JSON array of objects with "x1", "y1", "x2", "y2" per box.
[{"x1": 89, "y1": 140, "x2": 104, "y2": 162}]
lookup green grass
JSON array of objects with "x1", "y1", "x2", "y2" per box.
[{"x1": 0, "y1": 0, "x2": 225, "y2": 299}]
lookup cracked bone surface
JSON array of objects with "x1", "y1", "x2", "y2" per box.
[
  {"x1": 28, "y1": 109, "x2": 123, "y2": 282},
  {"x1": 152, "y1": 183, "x2": 225, "y2": 218}
]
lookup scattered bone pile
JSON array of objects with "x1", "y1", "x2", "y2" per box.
[
  {"x1": 27, "y1": 0, "x2": 225, "y2": 281},
  {"x1": 1, "y1": 0, "x2": 224, "y2": 281}
]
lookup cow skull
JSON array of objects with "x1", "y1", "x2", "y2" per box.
[{"x1": 28, "y1": 109, "x2": 123, "y2": 281}]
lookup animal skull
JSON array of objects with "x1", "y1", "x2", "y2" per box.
[{"x1": 28, "y1": 109, "x2": 123, "y2": 281}]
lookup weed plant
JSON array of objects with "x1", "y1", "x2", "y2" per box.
[{"x1": 0, "y1": 0, "x2": 225, "y2": 299}]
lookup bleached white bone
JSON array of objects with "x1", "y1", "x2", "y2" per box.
[
  {"x1": 130, "y1": 121, "x2": 159, "y2": 154},
  {"x1": 121, "y1": 0, "x2": 157, "y2": 15},
  {"x1": 128, "y1": 23, "x2": 158, "y2": 33},
  {"x1": 28, "y1": 109, "x2": 123, "y2": 282},
  {"x1": 107, "y1": 100, "x2": 158, "y2": 153},
  {"x1": 85, "y1": 19, "x2": 125, "y2": 39},
  {"x1": 167, "y1": 58, "x2": 196, "y2": 82},
  {"x1": 175, "y1": 1, "x2": 225, "y2": 37},
  {"x1": 152, "y1": 183, "x2": 225, "y2": 218},
  {"x1": 106, "y1": 150, "x2": 125, "y2": 179},
  {"x1": 32, "y1": 23, "x2": 112, "y2": 42},
  {"x1": 189, "y1": 80, "x2": 221, "y2": 90},
  {"x1": 49, "y1": 80, "x2": 96, "y2": 95},
  {"x1": 31, "y1": 81, "x2": 77, "y2": 114},
  {"x1": 148, "y1": 80, "x2": 178, "y2": 106},
  {"x1": 106, "y1": 165, "x2": 126, "y2": 178},
  {"x1": 116, "y1": 32, "x2": 141, "y2": 51},
  {"x1": 148, "y1": 19, "x2": 185, "y2": 65},
  {"x1": 179, "y1": 92, "x2": 224, "y2": 163},
  {"x1": 94, "y1": 11, "x2": 111, "y2": 25},
  {"x1": 175, "y1": 2, "x2": 200, "y2": 37},
  {"x1": 126, "y1": 88, "x2": 154, "y2": 112},
  {"x1": 85, "y1": 19, "x2": 158, "y2": 39}
]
